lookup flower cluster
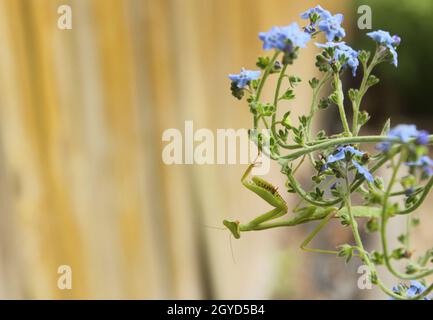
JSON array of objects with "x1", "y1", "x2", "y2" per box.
[
  {"x1": 316, "y1": 42, "x2": 359, "y2": 76},
  {"x1": 323, "y1": 146, "x2": 373, "y2": 182},
  {"x1": 367, "y1": 30, "x2": 401, "y2": 67},
  {"x1": 300, "y1": 5, "x2": 345, "y2": 41},
  {"x1": 228, "y1": 68, "x2": 261, "y2": 89},
  {"x1": 259, "y1": 23, "x2": 311, "y2": 52},
  {"x1": 224, "y1": 5, "x2": 433, "y2": 301},
  {"x1": 392, "y1": 281, "x2": 431, "y2": 300}
]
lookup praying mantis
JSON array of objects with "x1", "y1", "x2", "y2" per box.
[{"x1": 223, "y1": 161, "x2": 340, "y2": 255}]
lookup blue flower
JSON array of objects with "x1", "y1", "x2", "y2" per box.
[
  {"x1": 389, "y1": 124, "x2": 419, "y2": 143},
  {"x1": 367, "y1": 30, "x2": 401, "y2": 67},
  {"x1": 406, "y1": 156, "x2": 433, "y2": 177},
  {"x1": 377, "y1": 124, "x2": 430, "y2": 152},
  {"x1": 392, "y1": 281, "x2": 431, "y2": 300},
  {"x1": 392, "y1": 35, "x2": 401, "y2": 46},
  {"x1": 407, "y1": 281, "x2": 429, "y2": 299},
  {"x1": 326, "y1": 146, "x2": 364, "y2": 164},
  {"x1": 259, "y1": 26, "x2": 287, "y2": 51},
  {"x1": 300, "y1": 5, "x2": 332, "y2": 20},
  {"x1": 367, "y1": 30, "x2": 394, "y2": 44},
  {"x1": 300, "y1": 5, "x2": 332, "y2": 33},
  {"x1": 228, "y1": 68, "x2": 261, "y2": 88},
  {"x1": 259, "y1": 23, "x2": 311, "y2": 52},
  {"x1": 283, "y1": 23, "x2": 311, "y2": 48},
  {"x1": 316, "y1": 42, "x2": 359, "y2": 76},
  {"x1": 323, "y1": 146, "x2": 373, "y2": 182},
  {"x1": 416, "y1": 130, "x2": 430, "y2": 145},
  {"x1": 318, "y1": 13, "x2": 346, "y2": 41},
  {"x1": 351, "y1": 160, "x2": 374, "y2": 182}
]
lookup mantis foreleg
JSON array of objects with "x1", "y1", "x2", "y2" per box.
[{"x1": 224, "y1": 162, "x2": 288, "y2": 238}]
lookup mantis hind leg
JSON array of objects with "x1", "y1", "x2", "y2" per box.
[{"x1": 300, "y1": 211, "x2": 339, "y2": 255}]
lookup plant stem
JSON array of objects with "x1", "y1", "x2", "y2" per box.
[
  {"x1": 380, "y1": 149, "x2": 433, "y2": 280},
  {"x1": 253, "y1": 51, "x2": 279, "y2": 130},
  {"x1": 306, "y1": 72, "x2": 331, "y2": 142},
  {"x1": 352, "y1": 52, "x2": 378, "y2": 135},
  {"x1": 280, "y1": 135, "x2": 420, "y2": 161},
  {"x1": 333, "y1": 74, "x2": 351, "y2": 136}
]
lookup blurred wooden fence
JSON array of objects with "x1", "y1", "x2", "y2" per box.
[{"x1": 0, "y1": 0, "x2": 347, "y2": 299}]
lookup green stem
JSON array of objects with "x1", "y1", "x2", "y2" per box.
[
  {"x1": 333, "y1": 74, "x2": 351, "y2": 136},
  {"x1": 344, "y1": 165, "x2": 366, "y2": 260},
  {"x1": 280, "y1": 135, "x2": 417, "y2": 161},
  {"x1": 381, "y1": 149, "x2": 433, "y2": 280},
  {"x1": 352, "y1": 52, "x2": 379, "y2": 135},
  {"x1": 253, "y1": 51, "x2": 280, "y2": 130},
  {"x1": 398, "y1": 175, "x2": 433, "y2": 215},
  {"x1": 342, "y1": 163, "x2": 410, "y2": 300},
  {"x1": 306, "y1": 72, "x2": 332, "y2": 142}
]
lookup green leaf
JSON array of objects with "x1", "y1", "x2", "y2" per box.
[
  {"x1": 298, "y1": 115, "x2": 308, "y2": 127},
  {"x1": 256, "y1": 56, "x2": 270, "y2": 70},
  {"x1": 282, "y1": 111, "x2": 292, "y2": 128},
  {"x1": 367, "y1": 74, "x2": 380, "y2": 87},
  {"x1": 230, "y1": 81, "x2": 244, "y2": 100},
  {"x1": 329, "y1": 92, "x2": 339, "y2": 104},
  {"x1": 315, "y1": 130, "x2": 327, "y2": 140},
  {"x1": 289, "y1": 76, "x2": 302, "y2": 88},
  {"x1": 337, "y1": 244, "x2": 354, "y2": 263},
  {"x1": 358, "y1": 110, "x2": 371, "y2": 126},
  {"x1": 397, "y1": 234, "x2": 407, "y2": 245},
  {"x1": 348, "y1": 88, "x2": 358, "y2": 102},
  {"x1": 308, "y1": 77, "x2": 319, "y2": 89},
  {"x1": 380, "y1": 118, "x2": 391, "y2": 136},
  {"x1": 318, "y1": 97, "x2": 331, "y2": 110},
  {"x1": 279, "y1": 89, "x2": 295, "y2": 101},
  {"x1": 366, "y1": 217, "x2": 379, "y2": 233},
  {"x1": 255, "y1": 102, "x2": 275, "y2": 117},
  {"x1": 358, "y1": 50, "x2": 371, "y2": 64},
  {"x1": 370, "y1": 251, "x2": 384, "y2": 265},
  {"x1": 391, "y1": 247, "x2": 408, "y2": 260}
]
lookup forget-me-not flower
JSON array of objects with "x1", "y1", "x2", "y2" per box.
[
  {"x1": 392, "y1": 281, "x2": 431, "y2": 300},
  {"x1": 377, "y1": 124, "x2": 430, "y2": 152},
  {"x1": 228, "y1": 68, "x2": 261, "y2": 88},
  {"x1": 316, "y1": 42, "x2": 359, "y2": 76},
  {"x1": 300, "y1": 5, "x2": 332, "y2": 33},
  {"x1": 259, "y1": 23, "x2": 311, "y2": 52},
  {"x1": 318, "y1": 13, "x2": 346, "y2": 41},
  {"x1": 300, "y1": 5, "x2": 332, "y2": 20},
  {"x1": 323, "y1": 146, "x2": 373, "y2": 182},
  {"x1": 406, "y1": 155, "x2": 433, "y2": 177},
  {"x1": 407, "y1": 281, "x2": 430, "y2": 299},
  {"x1": 367, "y1": 30, "x2": 400, "y2": 67},
  {"x1": 416, "y1": 130, "x2": 430, "y2": 145}
]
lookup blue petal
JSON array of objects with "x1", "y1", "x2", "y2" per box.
[
  {"x1": 326, "y1": 149, "x2": 345, "y2": 164},
  {"x1": 352, "y1": 160, "x2": 374, "y2": 182},
  {"x1": 343, "y1": 146, "x2": 364, "y2": 157}
]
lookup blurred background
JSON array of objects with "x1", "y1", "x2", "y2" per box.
[{"x1": 0, "y1": 0, "x2": 432, "y2": 299}]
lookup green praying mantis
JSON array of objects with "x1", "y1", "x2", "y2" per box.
[{"x1": 223, "y1": 160, "x2": 342, "y2": 255}]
